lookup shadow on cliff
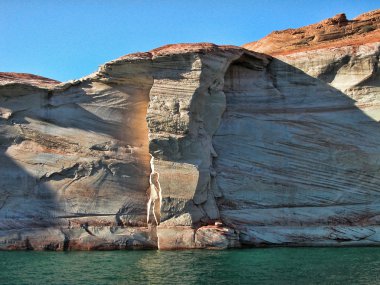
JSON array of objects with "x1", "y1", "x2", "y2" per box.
[
  {"x1": 0, "y1": 143, "x2": 61, "y2": 238},
  {"x1": 210, "y1": 53, "x2": 380, "y2": 229}
]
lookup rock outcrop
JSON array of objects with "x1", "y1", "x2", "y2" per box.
[
  {"x1": 243, "y1": 9, "x2": 380, "y2": 55},
  {"x1": 1, "y1": 10, "x2": 380, "y2": 250}
]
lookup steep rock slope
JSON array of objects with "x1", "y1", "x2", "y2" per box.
[{"x1": 1, "y1": 9, "x2": 380, "y2": 249}]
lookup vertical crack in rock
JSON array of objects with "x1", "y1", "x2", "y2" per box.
[{"x1": 147, "y1": 155, "x2": 162, "y2": 225}]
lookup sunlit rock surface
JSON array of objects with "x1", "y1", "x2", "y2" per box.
[{"x1": 1, "y1": 10, "x2": 380, "y2": 249}]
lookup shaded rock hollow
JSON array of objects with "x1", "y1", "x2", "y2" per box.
[{"x1": 1, "y1": 10, "x2": 380, "y2": 249}]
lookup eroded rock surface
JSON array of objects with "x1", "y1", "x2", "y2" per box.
[{"x1": 1, "y1": 9, "x2": 380, "y2": 249}]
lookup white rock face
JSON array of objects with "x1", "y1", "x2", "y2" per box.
[
  {"x1": 1, "y1": 10, "x2": 380, "y2": 249},
  {"x1": 216, "y1": 42, "x2": 380, "y2": 246}
]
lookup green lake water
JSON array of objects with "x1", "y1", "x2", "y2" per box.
[{"x1": 1, "y1": 247, "x2": 380, "y2": 284}]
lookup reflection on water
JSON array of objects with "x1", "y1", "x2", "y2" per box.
[{"x1": 1, "y1": 248, "x2": 380, "y2": 284}]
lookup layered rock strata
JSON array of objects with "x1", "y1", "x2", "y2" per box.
[
  {"x1": 1, "y1": 10, "x2": 380, "y2": 249},
  {"x1": 243, "y1": 9, "x2": 380, "y2": 55}
]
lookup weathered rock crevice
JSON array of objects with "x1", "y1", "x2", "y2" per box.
[{"x1": 147, "y1": 155, "x2": 162, "y2": 226}]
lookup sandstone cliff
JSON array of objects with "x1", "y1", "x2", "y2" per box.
[{"x1": 1, "y1": 10, "x2": 380, "y2": 250}]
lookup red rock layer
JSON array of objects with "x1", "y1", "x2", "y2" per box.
[{"x1": 243, "y1": 9, "x2": 380, "y2": 55}]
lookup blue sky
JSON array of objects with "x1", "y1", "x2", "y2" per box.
[{"x1": 1, "y1": 0, "x2": 378, "y2": 82}]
